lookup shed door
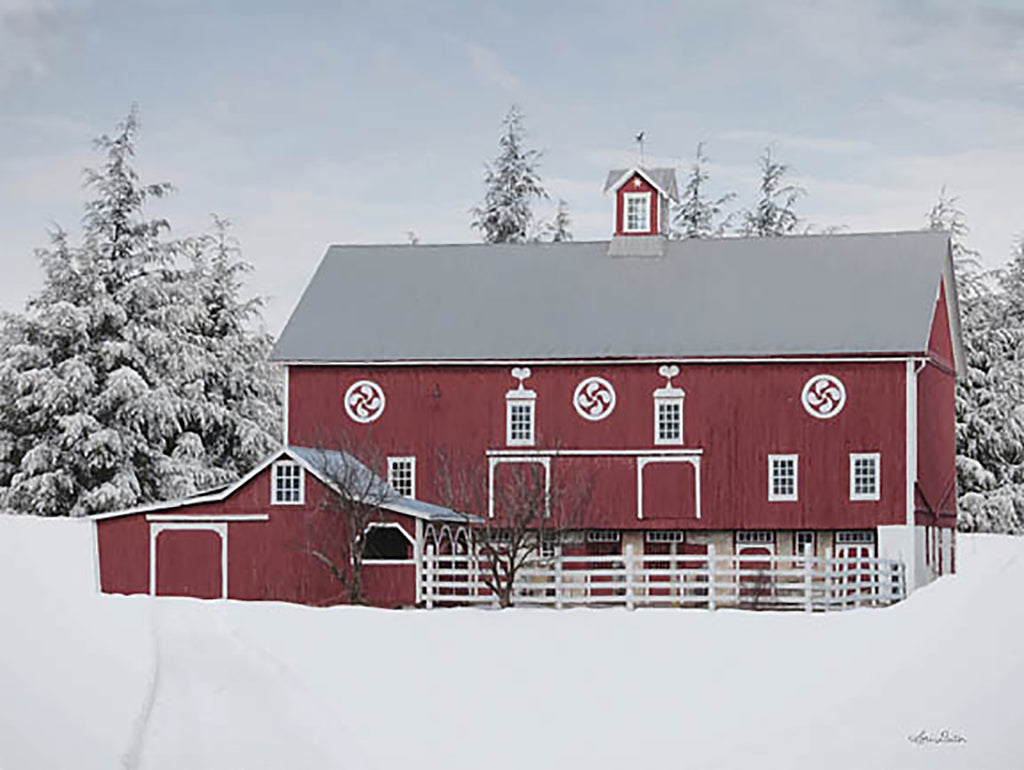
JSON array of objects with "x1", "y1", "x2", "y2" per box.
[{"x1": 156, "y1": 529, "x2": 223, "y2": 599}]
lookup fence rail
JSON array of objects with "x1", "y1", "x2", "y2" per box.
[{"x1": 420, "y1": 544, "x2": 905, "y2": 611}]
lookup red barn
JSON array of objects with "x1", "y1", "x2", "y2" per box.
[{"x1": 94, "y1": 166, "x2": 963, "y2": 605}]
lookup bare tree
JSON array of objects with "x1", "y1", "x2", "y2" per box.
[
  {"x1": 434, "y1": 446, "x2": 593, "y2": 608},
  {"x1": 299, "y1": 434, "x2": 396, "y2": 604}
]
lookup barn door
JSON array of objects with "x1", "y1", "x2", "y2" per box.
[
  {"x1": 154, "y1": 527, "x2": 224, "y2": 599},
  {"x1": 835, "y1": 531, "x2": 876, "y2": 598},
  {"x1": 736, "y1": 531, "x2": 775, "y2": 603}
]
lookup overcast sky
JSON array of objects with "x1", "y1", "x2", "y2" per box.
[{"x1": 1, "y1": 0, "x2": 1022, "y2": 334}]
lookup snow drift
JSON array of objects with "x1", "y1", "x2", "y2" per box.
[{"x1": 0, "y1": 515, "x2": 1020, "y2": 769}]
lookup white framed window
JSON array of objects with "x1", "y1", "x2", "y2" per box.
[
  {"x1": 623, "y1": 192, "x2": 651, "y2": 232},
  {"x1": 271, "y1": 460, "x2": 304, "y2": 505},
  {"x1": 655, "y1": 399, "x2": 683, "y2": 444},
  {"x1": 506, "y1": 397, "x2": 536, "y2": 446},
  {"x1": 645, "y1": 530, "x2": 685, "y2": 543},
  {"x1": 387, "y1": 456, "x2": 416, "y2": 498},
  {"x1": 587, "y1": 529, "x2": 621, "y2": 543},
  {"x1": 768, "y1": 455, "x2": 798, "y2": 501},
  {"x1": 736, "y1": 530, "x2": 774, "y2": 545},
  {"x1": 795, "y1": 530, "x2": 815, "y2": 560},
  {"x1": 849, "y1": 453, "x2": 880, "y2": 501},
  {"x1": 836, "y1": 529, "x2": 875, "y2": 545}
]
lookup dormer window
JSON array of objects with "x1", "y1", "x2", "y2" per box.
[{"x1": 623, "y1": 192, "x2": 651, "y2": 233}]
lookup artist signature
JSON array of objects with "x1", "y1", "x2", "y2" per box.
[{"x1": 908, "y1": 730, "x2": 967, "y2": 746}]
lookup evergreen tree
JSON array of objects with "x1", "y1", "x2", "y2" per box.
[
  {"x1": 739, "y1": 146, "x2": 805, "y2": 237},
  {"x1": 672, "y1": 142, "x2": 736, "y2": 239},
  {"x1": 540, "y1": 199, "x2": 573, "y2": 242},
  {"x1": 471, "y1": 105, "x2": 548, "y2": 244},
  {"x1": 930, "y1": 190, "x2": 1024, "y2": 533},
  {"x1": 0, "y1": 110, "x2": 280, "y2": 516}
]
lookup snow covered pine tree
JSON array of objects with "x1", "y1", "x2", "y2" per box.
[
  {"x1": 672, "y1": 142, "x2": 736, "y2": 239},
  {"x1": 739, "y1": 146, "x2": 805, "y2": 237},
  {"x1": 471, "y1": 105, "x2": 548, "y2": 244},
  {"x1": 0, "y1": 109, "x2": 280, "y2": 516}
]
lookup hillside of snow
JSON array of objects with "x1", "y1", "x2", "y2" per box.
[{"x1": 1, "y1": 516, "x2": 1021, "y2": 770}]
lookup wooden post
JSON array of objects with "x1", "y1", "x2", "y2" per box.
[
  {"x1": 625, "y1": 543, "x2": 636, "y2": 610},
  {"x1": 708, "y1": 543, "x2": 717, "y2": 611},
  {"x1": 824, "y1": 546, "x2": 833, "y2": 612},
  {"x1": 555, "y1": 554, "x2": 564, "y2": 610},
  {"x1": 803, "y1": 543, "x2": 813, "y2": 612},
  {"x1": 424, "y1": 544, "x2": 434, "y2": 609}
]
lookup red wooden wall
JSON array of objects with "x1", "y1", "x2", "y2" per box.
[
  {"x1": 96, "y1": 462, "x2": 419, "y2": 607},
  {"x1": 614, "y1": 173, "x2": 660, "y2": 236},
  {"x1": 917, "y1": 279, "x2": 958, "y2": 526},
  {"x1": 288, "y1": 359, "x2": 912, "y2": 532}
]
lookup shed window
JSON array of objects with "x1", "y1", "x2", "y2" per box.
[
  {"x1": 624, "y1": 192, "x2": 651, "y2": 232},
  {"x1": 362, "y1": 525, "x2": 412, "y2": 561},
  {"x1": 271, "y1": 461, "x2": 304, "y2": 505}
]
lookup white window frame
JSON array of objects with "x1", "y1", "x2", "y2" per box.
[
  {"x1": 506, "y1": 393, "x2": 536, "y2": 447},
  {"x1": 768, "y1": 454, "x2": 798, "y2": 502},
  {"x1": 849, "y1": 452, "x2": 881, "y2": 501},
  {"x1": 623, "y1": 192, "x2": 651, "y2": 233},
  {"x1": 271, "y1": 460, "x2": 304, "y2": 505},
  {"x1": 795, "y1": 530, "x2": 815, "y2": 561},
  {"x1": 387, "y1": 456, "x2": 417, "y2": 499},
  {"x1": 654, "y1": 394, "x2": 684, "y2": 446},
  {"x1": 361, "y1": 522, "x2": 416, "y2": 565}
]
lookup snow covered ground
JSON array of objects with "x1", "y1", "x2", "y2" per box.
[{"x1": 1, "y1": 516, "x2": 1021, "y2": 770}]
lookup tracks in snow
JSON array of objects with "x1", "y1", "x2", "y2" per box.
[{"x1": 121, "y1": 600, "x2": 372, "y2": 770}]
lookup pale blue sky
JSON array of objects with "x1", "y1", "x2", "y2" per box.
[{"x1": 1, "y1": 0, "x2": 1022, "y2": 333}]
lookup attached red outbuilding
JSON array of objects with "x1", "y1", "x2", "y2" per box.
[{"x1": 92, "y1": 446, "x2": 474, "y2": 607}]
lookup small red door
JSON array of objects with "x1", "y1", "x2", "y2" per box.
[
  {"x1": 738, "y1": 545, "x2": 773, "y2": 600},
  {"x1": 156, "y1": 529, "x2": 223, "y2": 599},
  {"x1": 835, "y1": 543, "x2": 874, "y2": 596}
]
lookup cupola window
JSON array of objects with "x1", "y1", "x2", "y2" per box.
[{"x1": 623, "y1": 192, "x2": 651, "y2": 233}]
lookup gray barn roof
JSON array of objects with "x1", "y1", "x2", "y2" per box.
[{"x1": 272, "y1": 231, "x2": 962, "y2": 371}]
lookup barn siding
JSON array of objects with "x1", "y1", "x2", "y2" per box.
[
  {"x1": 917, "y1": 281, "x2": 958, "y2": 526},
  {"x1": 615, "y1": 173, "x2": 660, "y2": 235},
  {"x1": 97, "y1": 514, "x2": 150, "y2": 594},
  {"x1": 96, "y1": 463, "x2": 423, "y2": 606},
  {"x1": 289, "y1": 360, "x2": 907, "y2": 532}
]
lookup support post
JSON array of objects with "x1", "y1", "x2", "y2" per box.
[
  {"x1": 554, "y1": 555, "x2": 564, "y2": 609},
  {"x1": 803, "y1": 543, "x2": 813, "y2": 612},
  {"x1": 824, "y1": 546, "x2": 833, "y2": 612},
  {"x1": 708, "y1": 543, "x2": 717, "y2": 611},
  {"x1": 625, "y1": 543, "x2": 636, "y2": 610},
  {"x1": 424, "y1": 545, "x2": 434, "y2": 609}
]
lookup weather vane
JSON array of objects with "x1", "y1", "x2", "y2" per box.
[{"x1": 635, "y1": 131, "x2": 646, "y2": 165}]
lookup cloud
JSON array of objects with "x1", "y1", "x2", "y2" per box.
[
  {"x1": 716, "y1": 130, "x2": 875, "y2": 155},
  {"x1": 0, "y1": 0, "x2": 57, "y2": 85},
  {"x1": 464, "y1": 42, "x2": 520, "y2": 93}
]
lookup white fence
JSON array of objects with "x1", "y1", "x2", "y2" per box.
[{"x1": 420, "y1": 544, "x2": 905, "y2": 611}]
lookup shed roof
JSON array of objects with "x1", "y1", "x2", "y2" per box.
[
  {"x1": 272, "y1": 230, "x2": 962, "y2": 372},
  {"x1": 91, "y1": 446, "x2": 476, "y2": 523}
]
